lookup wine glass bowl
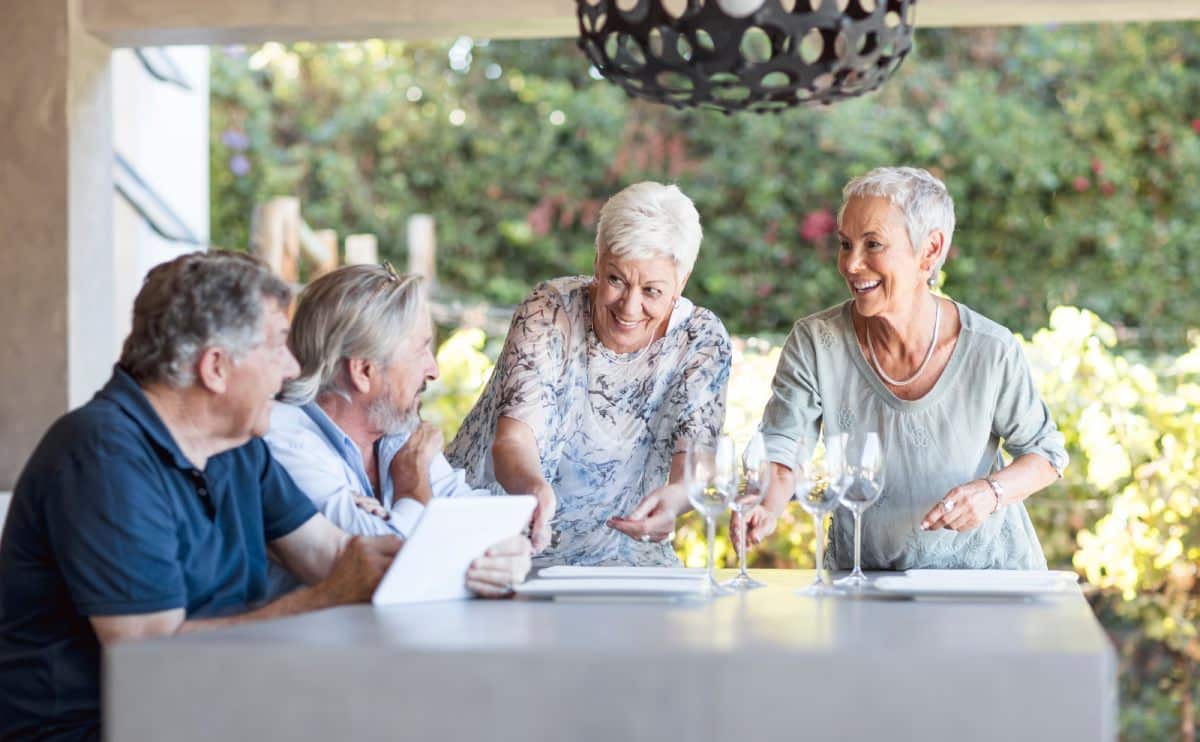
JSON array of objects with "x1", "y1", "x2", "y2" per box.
[
  {"x1": 794, "y1": 433, "x2": 846, "y2": 595},
  {"x1": 684, "y1": 436, "x2": 736, "y2": 596},
  {"x1": 834, "y1": 431, "x2": 885, "y2": 590},
  {"x1": 837, "y1": 474, "x2": 884, "y2": 514},
  {"x1": 795, "y1": 474, "x2": 838, "y2": 515},
  {"x1": 723, "y1": 431, "x2": 771, "y2": 591}
]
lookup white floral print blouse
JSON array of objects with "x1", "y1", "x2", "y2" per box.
[{"x1": 446, "y1": 276, "x2": 732, "y2": 566}]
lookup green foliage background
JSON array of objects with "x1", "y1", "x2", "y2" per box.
[
  {"x1": 210, "y1": 23, "x2": 1200, "y2": 740},
  {"x1": 212, "y1": 24, "x2": 1200, "y2": 349}
]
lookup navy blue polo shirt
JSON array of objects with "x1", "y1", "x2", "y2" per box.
[{"x1": 0, "y1": 367, "x2": 317, "y2": 740}]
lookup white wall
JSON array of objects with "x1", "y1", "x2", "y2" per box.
[{"x1": 111, "y1": 46, "x2": 210, "y2": 356}]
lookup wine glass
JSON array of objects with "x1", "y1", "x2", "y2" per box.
[
  {"x1": 723, "y1": 430, "x2": 772, "y2": 591},
  {"x1": 794, "y1": 433, "x2": 847, "y2": 595},
  {"x1": 685, "y1": 435, "x2": 736, "y2": 597},
  {"x1": 834, "y1": 431, "x2": 885, "y2": 589}
]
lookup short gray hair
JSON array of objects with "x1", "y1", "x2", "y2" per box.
[
  {"x1": 839, "y1": 166, "x2": 956, "y2": 278},
  {"x1": 119, "y1": 250, "x2": 292, "y2": 387},
  {"x1": 595, "y1": 181, "x2": 703, "y2": 276},
  {"x1": 280, "y1": 264, "x2": 427, "y2": 406}
]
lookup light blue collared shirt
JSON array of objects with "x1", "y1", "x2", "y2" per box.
[{"x1": 263, "y1": 402, "x2": 491, "y2": 597}]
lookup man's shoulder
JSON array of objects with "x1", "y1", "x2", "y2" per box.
[
  {"x1": 265, "y1": 403, "x2": 324, "y2": 452},
  {"x1": 12, "y1": 398, "x2": 168, "y2": 524},
  {"x1": 33, "y1": 397, "x2": 152, "y2": 469},
  {"x1": 262, "y1": 404, "x2": 343, "y2": 481}
]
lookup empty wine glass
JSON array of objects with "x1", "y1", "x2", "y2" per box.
[
  {"x1": 723, "y1": 430, "x2": 772, "y2": 591},
  {"x1": 834, "y1": 431, "x2": 885, "y2": 590},
  {"x1": 685, "y1": 435, "x2": 736, "y2": 597},
  {"x1": 794, "y1": 433, "x2": 847, "y2": 595}
]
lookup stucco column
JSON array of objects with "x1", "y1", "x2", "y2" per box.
[{"x1": 0, "y1": 1, "x2": 113, "y2": 489}]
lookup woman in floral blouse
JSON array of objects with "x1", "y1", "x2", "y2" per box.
[{"x1": 446, "y1": 182, "x2": 731, "y2": 566}]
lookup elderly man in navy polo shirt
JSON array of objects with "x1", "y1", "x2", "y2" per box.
[{"x1": 0, "y1": 251, "x2": 532, "y2": 741}]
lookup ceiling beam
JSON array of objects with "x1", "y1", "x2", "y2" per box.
[{"x1": 84, "y1": 0, "x2": 1200, "y2": 47}]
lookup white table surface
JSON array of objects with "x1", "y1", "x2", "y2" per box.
[{"x1": 104, "y1": 569, "x2": 1116, "y2": 742}]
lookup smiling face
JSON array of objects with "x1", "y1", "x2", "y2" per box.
[
  {"x1": 837, "y1": 196, "x2": 935, "y2": 318},
  {"x1": 365, "y1": 307, "x2": 439, "y2": 436},
  {"x1": 226, "y1": 299, "x2": 300, "y2": 440},
  {"x1": 591, "y1": 252, "x2": 683, "y2": 354}
]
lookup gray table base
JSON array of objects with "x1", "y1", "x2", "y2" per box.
[{"x1": 104, "y1": 570, "x2": 1116, "y2": 742}]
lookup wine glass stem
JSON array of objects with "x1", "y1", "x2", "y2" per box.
[
  {"x1": 852, "y1": 510, "x2": 864, "y2": 577},
  {"x1": 706, "y1": 516, "x2": 717, "y2": 585},
  {"x1": 738, "y1": 515, "x2": 749, "y2": 577},
  {"x1": 812, "y1": 511, "x2": 825, "y2": 585}
]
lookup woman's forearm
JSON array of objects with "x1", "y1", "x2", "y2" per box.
[
  {"x1": 660, "y1": 451, "x2": 694, "y2": 516},
  {"x1": 991, "y1": 453, "x2": 1059, "y2": 507},
  {"x1": 657, "y1": 479, "x2": 691, "y2": 518},
  {"x1": 763, "y1": 462, "x2": 795, "y2": 515},
  {"x1": 491, "y1": 416, "x2": 551, "y2": 497}
]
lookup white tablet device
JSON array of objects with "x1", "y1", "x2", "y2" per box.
[{"x1": 371, "y1": 495, "x2": 536, "y2": 606}]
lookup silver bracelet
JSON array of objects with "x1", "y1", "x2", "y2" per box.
[{"x1": 985, "y1": 477, "x2": 1005, "y2": 514}]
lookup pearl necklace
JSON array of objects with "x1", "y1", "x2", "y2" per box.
[{"x1": 866, "y1": 298, "x2": 941, "y2": 387}]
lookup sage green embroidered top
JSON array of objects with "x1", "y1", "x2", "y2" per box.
[{"x1": 761, "y1": 300, "x2": 1068, "y2": 570}]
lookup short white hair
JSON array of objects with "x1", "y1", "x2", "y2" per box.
[
  {"x1": 839, "y1": 166, "x2": 956, "y2": 279},
  {"x1": 594, "y1": 181, "x2": 703, "y2": 276}
]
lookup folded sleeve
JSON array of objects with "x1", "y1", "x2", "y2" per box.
[
  {"x1": 992, "y1": 334, "x2": 1069, "y2": 476},
  {"x1": 46, "y1": 445, "x2": 187, "y2": 616},
  {"x1": 669, "y1": 314, "x2": 732, "y2": 453},
  {"x1": 761, "y1": 319, "x2": 824, "y2": 469}
]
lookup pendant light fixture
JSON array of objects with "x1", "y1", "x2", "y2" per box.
[{"x1": 576, "y1": 0, "x2": 918, "y2": 114}]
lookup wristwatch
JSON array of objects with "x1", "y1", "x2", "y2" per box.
[{"x1": 985, "y1": 477, "x2": 1005, "y2": 514}]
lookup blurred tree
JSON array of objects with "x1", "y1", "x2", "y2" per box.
[{"x1": 211, "y1": 23, "x2": 1200, "y2": 352}]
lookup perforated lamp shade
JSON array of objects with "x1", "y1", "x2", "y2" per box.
[{"x1": 576, "y1": 0, "x2": 918, "y2": 114}]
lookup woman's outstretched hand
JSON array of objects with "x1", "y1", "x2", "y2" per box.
[{"x1": 607, "y1": 485, "x2": 683, "y2": 544}]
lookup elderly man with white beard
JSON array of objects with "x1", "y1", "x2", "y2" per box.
[{"x1": 264, "y1": 263, "x2": 529, "y2": 599}]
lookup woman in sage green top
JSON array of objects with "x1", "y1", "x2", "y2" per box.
[{"x1": 744, "y1": 167, "x2": 1067, "y2": 570}]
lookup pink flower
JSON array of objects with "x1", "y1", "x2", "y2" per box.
[
  {"x1": 1090, "y1": 158, "x2": 1104, "y2": 175},
  {"x1": 1072, "y1": 176, "x2": 1090, "y2": 193},
  {"x1": 1192, "y1": 119, "x2": 1200, "y2": 134},
  {"x1": 756, "y1": 282, "x2": 775, "y2": 298},
  {"x1": 800, "y1": 209, "x2": 836, "y2": 242},
  {"x1": 1100, "y1": 181, "x2": 1115, "y2": 196}
]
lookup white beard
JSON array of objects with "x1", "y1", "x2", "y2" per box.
[{"x1": 365, "y1": 389, "x2": 419, "y2": 438}]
